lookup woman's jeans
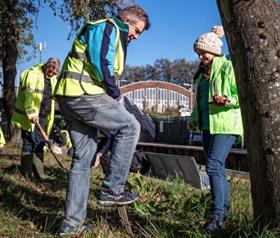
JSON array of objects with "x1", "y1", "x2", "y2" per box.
[
  {"x1": 202, "y1": 131, "x2": 236, "y2": 219},
  {"x1": 57, "y1": 94, "x2": 140, "y2": 227}
]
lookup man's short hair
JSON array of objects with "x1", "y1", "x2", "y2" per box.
[
  {"x1": 119, "y1": 5, "x2": 150, "y2": 30},
  {"x1": 46, "y1": 57, "x2": 60, "y2": 66}
]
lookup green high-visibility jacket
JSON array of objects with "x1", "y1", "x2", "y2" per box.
[
  {"x1": 54, "y1": 18, "x2": 128, "y2": 98},
  {"x1": 191, "y1": 56, "x2": 243, "y2": 138},
  {"x1": 11, "y1": 64, "x2": 57, "y2": 134}
]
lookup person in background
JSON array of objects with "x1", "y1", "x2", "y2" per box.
[
  {"x1": 94, "y1": 129, "x2": 150, "y2": 174},
  {"x1": 50, "y1": 127, "x2": 73, "y2": 155},
  {"x1": 0, "y1": 83, "x2": 5, "y2": 149},
  {"x1": 11, "y1": 58, "x2": 60, "y2": 180},
  {"x1": 92, "y1": 129, "x2": 113, "y2": 170},
  {"x1": 54, "y1": 5, "x2": 150, "y2": 236},
  {"x1": 0, "y1": 127, "x2": 5, "y2": 149},
  {"x1": 188, "y1": 26, "x2": 243, "y2": 233}
]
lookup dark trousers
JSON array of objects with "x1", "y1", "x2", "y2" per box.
[{"x1": 21, "y1": 119, "x2": 46, "y2": 154}]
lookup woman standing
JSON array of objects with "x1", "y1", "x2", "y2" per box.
[{"x1": 188, "y1": 26, "x2": 243, "y2": 232}]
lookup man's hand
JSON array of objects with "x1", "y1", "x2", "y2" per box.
[
  {"x1": 116, "y1": 95, "x2": 124, "y2": 104},
  {"x1": 213, "y1": 95, "x2": 229, "y2": 107},
  {"x1": 93, "y1": 152, "x2": 102, "y2": 168},
  {"x1": 30, "y1": 116, "x2": 39, "y2": 124}
]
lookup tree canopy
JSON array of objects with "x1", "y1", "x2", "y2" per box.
[
  {"x1": 0, "y1": 0, "x2": 37, "y2": 63},
  {"x1": 120, "y1": 59, "x2": 198, "y2": 86},
  {"x1": 44, "y1": 0, "x2": 133, "y2": 38},
  {"x1": 0, "y1": 0, "x2": 133, "y2": 132}
]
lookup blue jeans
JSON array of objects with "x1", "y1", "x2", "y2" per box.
[
  {"x1": 57, "y1": 94, "x2": 140, "y2": 227},
  {"x1": 202, "y1": 131, "x2": 236, "y2": 219}
]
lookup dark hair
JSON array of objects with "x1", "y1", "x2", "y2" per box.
[{"x1": 119, "y1": 5, "x2": 150, "y2": 30}]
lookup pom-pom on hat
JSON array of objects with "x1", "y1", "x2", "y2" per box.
[{"x1": 194, "y1": 26, "x2": 224, "y2": 55}]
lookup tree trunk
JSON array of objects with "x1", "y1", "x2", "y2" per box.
[
  {"x1": 2, "y1": 0, "x2": 18, "y2": 136},
  {"x1": 216, "y1": 0, "x2": 280, "y2": 228}
]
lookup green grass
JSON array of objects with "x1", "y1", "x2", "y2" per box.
[{"x1": 0, "y1": 143, "x2": 280, "y2": 238}]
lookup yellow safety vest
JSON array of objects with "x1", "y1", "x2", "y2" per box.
[
  {"x1": 61, "y1": 130, "x2": 72, "y2": 149},
  {"x1": 0, "y1": 127, "x2": 5, "y2": 148},
  {"x1": 11, "y1": 64, "x2": 57, "y2": 134},
  {"x1": 54, "y1": 18, "x2": 126, "y2": 96}
]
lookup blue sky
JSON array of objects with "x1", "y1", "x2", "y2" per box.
[{"x1": 17, "y1": 0, "x2": 226, "y2": 79}]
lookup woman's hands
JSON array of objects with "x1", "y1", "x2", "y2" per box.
[{"x1": 213, "y1": 95, "x2": 229, "y2": 107}]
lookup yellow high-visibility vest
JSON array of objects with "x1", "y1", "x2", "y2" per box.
[
  {"x1": 0, "y1": 127, "x2": 5, "y2": 148},
  {"x1": 54, "y1": 18, "x2": 127, "y2": 96},
  {"x1": 11, "y1": 64, "x2": 57, "y2": 134}
]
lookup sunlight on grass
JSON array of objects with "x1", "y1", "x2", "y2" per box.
[{"x1": 0, "y1": 145, "x2": 280, "y2": 237}]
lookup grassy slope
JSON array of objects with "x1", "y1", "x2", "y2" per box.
[{"x1": 0, "y1": 143, "x2": 279, "y2": 238}]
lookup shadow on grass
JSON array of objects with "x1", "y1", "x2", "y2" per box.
[
  {"x1": 0, "y1": 163, "x2": 227, "y2": 237},
  {"x1": 0, "y1": 175, "x2": 164, "y2": 237},
  {"x1": 0, "y1": 175, "x2": 64, "y2": 235},
  {"x1": 1, "y1": 164, "x2": 69, "y2": 191},
  {"x1": 0, "y1": 165, "x2": 178, "y2": 237}
]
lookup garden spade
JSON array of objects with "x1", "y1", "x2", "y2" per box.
[
  {"x1": 118, "y1": 205, "x2": 135, "y2": 237},
  {"x1": 35, "y1": 121, "x2": 68, "y2": 173}
]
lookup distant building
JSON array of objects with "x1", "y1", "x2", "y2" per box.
[{"x1": 120, "y1": 81, "x2": 195, "y2": 113}]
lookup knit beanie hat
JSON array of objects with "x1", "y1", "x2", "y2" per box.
[{"x1": 193, "y1": 26, "x2": 224, "y2": 55}]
